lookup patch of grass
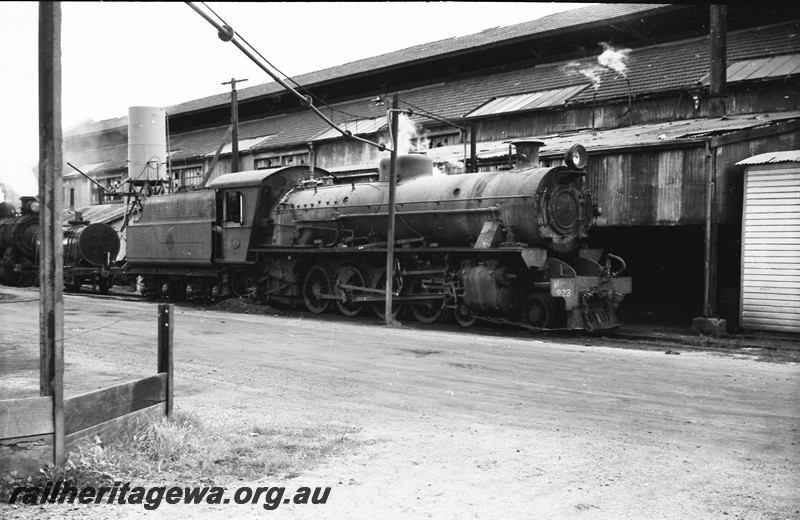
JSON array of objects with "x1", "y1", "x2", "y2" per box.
[{"x1": 1, "y1": 411, "x2": 358, "y2": 503}]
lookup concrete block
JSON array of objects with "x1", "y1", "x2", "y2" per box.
[{"x1": 692, "y1": 317, "x2": 728, "y2": 336}]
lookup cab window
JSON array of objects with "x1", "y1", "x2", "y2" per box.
[{"x1": 226, "y1": 191, "x2": 243, "y2": 224}]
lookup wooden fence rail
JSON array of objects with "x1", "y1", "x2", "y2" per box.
[{"x1": 0, "y1": 304, "x2": 174, "y2": 475}]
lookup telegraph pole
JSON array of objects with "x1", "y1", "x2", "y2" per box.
[
  {"x1": 222, "y1": 77, "x2": 248, "y2": 173},
  {"x1": 39, "y1": 1, "x2": 65, "y2": 467},
  {"x1": 384, "y1": 94, "x2": 400, "y2": 326}
]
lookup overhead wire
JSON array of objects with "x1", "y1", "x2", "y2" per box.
[
  {"x1": 188, "y1": 3, "x2": 378, "y2": 149},
  {"x1": 196, "y1": 2, "x2": 382, "y2": 145}
]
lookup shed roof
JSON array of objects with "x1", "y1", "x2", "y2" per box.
[
  {"x1": 464, "y1": 84, "x2": 591, "y2": 118},
  {"x1": 424, "y1": 111, "x2": 800, "y2": 163},
  {"x1": 700, "y1": 54, "x2": 800, "y2": 85},
  {"x1": 63, "y1": 203, "x2": 127, "y2": 225},
  {"x1": 167, "y1": 4, "x2": 668, "y2": 116},
  {"x1": 736, "y1": 150, "x2": 800, "y2": 165}
]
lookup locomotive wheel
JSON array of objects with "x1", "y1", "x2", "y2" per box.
[
  {"x1": 453, "y1": 303, "x2": 476, "y2": 327},
  {"x1": 370, "y1": 268, "x2": 403, "y2": 321},
  {"x1": 303, "y1": 265, "x2": 333, "y2": 314},
  {"x1": 409, "y1": 278, "x2": 444, "y2": 324},
  {"x1": 334, "y1": 265, "x2": 367, "y2": 317},
  {"x1": 520, "y1": 293, "x2": 556, "y2": 328}
]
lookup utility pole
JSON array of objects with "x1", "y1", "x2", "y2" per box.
[
  {"x1": 384, "y1": 94, "x2": 400, "y2": 326},
  {"x1": 221, "y1": 77, "x2": 248, "y2": 173},
  {"x1": 709, "y1": 5, "x2": 727, "y2": 117},
  {"x1": 39, "y1": 1, "x2": 65, "y2": 467}
]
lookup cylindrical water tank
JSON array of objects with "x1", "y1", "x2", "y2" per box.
[{"x1": 128, "y1": 106, "x2": 167, "y2": 182}]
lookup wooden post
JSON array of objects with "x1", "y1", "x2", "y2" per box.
[
  {"x1": 222, "y1": 77, "x2": 248, "y2": 173},
  {"x1": 469, "y1": 123, "x2": 478, "y2": 173},
  {"x1": 384, "y1": 94, "x2": 400, "y2": 326},
  {"x1": 709, "y1": 5, "x2": 727, "y2": 117},
  {"x1": 157, "y1": 304, "x2": 174, "y2": 416},
  {"x1": 38, "y1": 1, "x2": 65, "y2": 467}
]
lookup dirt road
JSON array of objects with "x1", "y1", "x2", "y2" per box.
[{"x1": 2, "y1": 287, "x2": 799, "y2": 519}]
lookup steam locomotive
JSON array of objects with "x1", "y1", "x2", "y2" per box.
[
  {"x1": 126, "y1": 140, "x2": 632, "y2": 331},
  {"x1": 0, "y1": 196, "x2": 121, "y2": 293}
]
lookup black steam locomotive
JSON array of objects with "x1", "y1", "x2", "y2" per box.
[
  {"x1": 126, "y1": 140, "x2": 632, "y2": 331},
  {"x1": 0, "y1": 196, "x2": 121, "y2": 293}
]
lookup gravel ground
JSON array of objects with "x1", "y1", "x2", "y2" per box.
[{"x1": 1, "y1": 287, "x2": 799, "y2": 519}]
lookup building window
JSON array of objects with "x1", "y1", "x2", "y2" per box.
[
  {"x1": 93, "y1": 175, "x2": 123, "y2": 204},
  {"x1": 255, "y1": 157, "x2": 282, "y2": 169},
  {"x1": 173, "y1": 166, "x2": 203, "y2": 187},
  {"x1": 282, "y1": 153, "x2": 308, "y2": 166},
  {"x1": 255, "y1": 153, "x2": 309, "y2": 169},
  {"x1": 429, "y1": 132, "x2": 461, "y2": 148}
]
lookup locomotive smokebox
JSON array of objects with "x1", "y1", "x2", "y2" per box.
[
  {"x1": 75, "y1": 223, "x2": 121, "y2": 265},
  {"x1": 379, "y1": 153, "x2": 433, "y2": 182},
  {"x1": 511, "y1": 139, "x2": 545, "y2": 169},
  {"x1": 128, "y1": 106, "x2": 168, "y2": 182}
]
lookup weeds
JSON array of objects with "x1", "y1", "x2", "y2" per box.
[{"x1": 1, "y1": 410, "x2": 358, "y2": 503}]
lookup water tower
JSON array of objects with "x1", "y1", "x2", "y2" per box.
[{"x1": 127, "y1": 106, "x2": 168, "y2": 192}]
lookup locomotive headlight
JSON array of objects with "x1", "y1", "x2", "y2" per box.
[
  {"x1": 564, "y1": 144, "x2": 588, "y2": 170},
  {"x1": 28, "y1": 201, "x2": 40, "y2": 214}
]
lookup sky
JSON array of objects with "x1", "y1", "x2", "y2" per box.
[{"x1": 0, "y1": 1, "x2": 592, "y2": 199}]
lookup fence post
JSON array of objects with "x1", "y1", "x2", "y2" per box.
[{"x1": 157, "y1": 304, "x2": 174, "y2": 416}]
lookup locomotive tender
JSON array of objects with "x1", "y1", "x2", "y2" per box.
[
  {"x1": 0, "y1": 196, "x2": 121, "y2": 292},
  {"x1": 127, "y1": 140, "x2": 631, "y2": 330}
]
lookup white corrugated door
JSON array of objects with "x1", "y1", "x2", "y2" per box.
[{"x1": 740, "y1": 163, "x2": 800, "y2": 332}]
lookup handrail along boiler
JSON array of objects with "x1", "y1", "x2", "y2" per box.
[{"x1": 125, "y1": 140, "x2": 631, "y2": 330}]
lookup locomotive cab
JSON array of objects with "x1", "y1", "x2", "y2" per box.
[{"x1": 207, "y1": 165, "x2": 330, "y2": 255}]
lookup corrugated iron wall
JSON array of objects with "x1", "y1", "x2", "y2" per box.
[
  {"x1": 314, "y1": 138, "x2": 386, "y2": 171},
  {"x1": 572, "y1": 147, "x2": 707, "y2": 227}
]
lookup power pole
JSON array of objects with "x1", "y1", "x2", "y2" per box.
[
  {"x1": 221, "y1": 77, "x2": 248, "y2": 173},
  {"x1": 39, "y1": 1, "x2": 65, "y2": 467},
  {"x1": 709, "y1": 5, "x2": 727, "y2": 117},
  {"x1": 384, "y1": 94, "x2": 400, "y2": 326}
]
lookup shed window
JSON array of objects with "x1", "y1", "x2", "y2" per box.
[{"x1": 226, "y1": 191, "x2": 243, "y2": 224}]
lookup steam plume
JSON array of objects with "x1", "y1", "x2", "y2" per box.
[
  {"x1": 396, "y1": 114, "x2": 430, "y2": 155},
  {"x1": 598, "y1": 42, "x2": 631, "y2": 77},
  {"x1": 563, "y1": 42, "x2": 632, "y2": 91}
]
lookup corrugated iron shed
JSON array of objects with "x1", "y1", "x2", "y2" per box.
[
  {"x1": 425, "y1": 112, "x2": 800, "y2": 163},
  {"x1": 202, "y1": 135, "x2": 275, "y2": 157},
  {"x1": 737, "y1": 150, "x2": 800, "y2": 165},
  {"x1": 465, "y1": 84, "x2": 591, "y2": 118},
  {"x1": 309, "y1": 118, "x2": 386, "y2": 142},
  {"x1": 63, "y1": 203, "x2": 126, "y2": 225},
  {"x1": 166, "y1": 4, "x2": 669, "y2": 116},
  {"x1": 700, "y1": 54, "x2": 800, "y2": 85}
]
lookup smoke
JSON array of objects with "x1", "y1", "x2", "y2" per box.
[
  {"x1": 395, "y1": 113, "x2": 430, "y2": 155},
  {"x1": 598, "y1": 42, "x2": 631, "y2": 77},
  {"x1": 0, "y1": 171, "x2": 38, "y2": 201},
  {"x1": 564, "y1": 42, "x2": 632, "y2": 91},
  {"x1": 433, "y1": 159, "x2": 465, "y2": 176},
  {"x1": 566, "y1": 63, "x2": 606, "y2": 91}
]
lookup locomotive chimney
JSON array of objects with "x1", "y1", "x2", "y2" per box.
[{"x1": 511, "y1": 139, "x2": 545, "y2": 169}]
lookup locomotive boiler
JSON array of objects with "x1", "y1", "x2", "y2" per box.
[
  {"x1": 0, "y1": 196, "x2": 121, "y2": 292},
  {"x1": 126, "y1": 140, "x2": 632, "y2": 331}
]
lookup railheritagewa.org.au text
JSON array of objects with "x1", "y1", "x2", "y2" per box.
[{"x1": 8, "y1": 481, "x2": 331, "y2": 510}]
